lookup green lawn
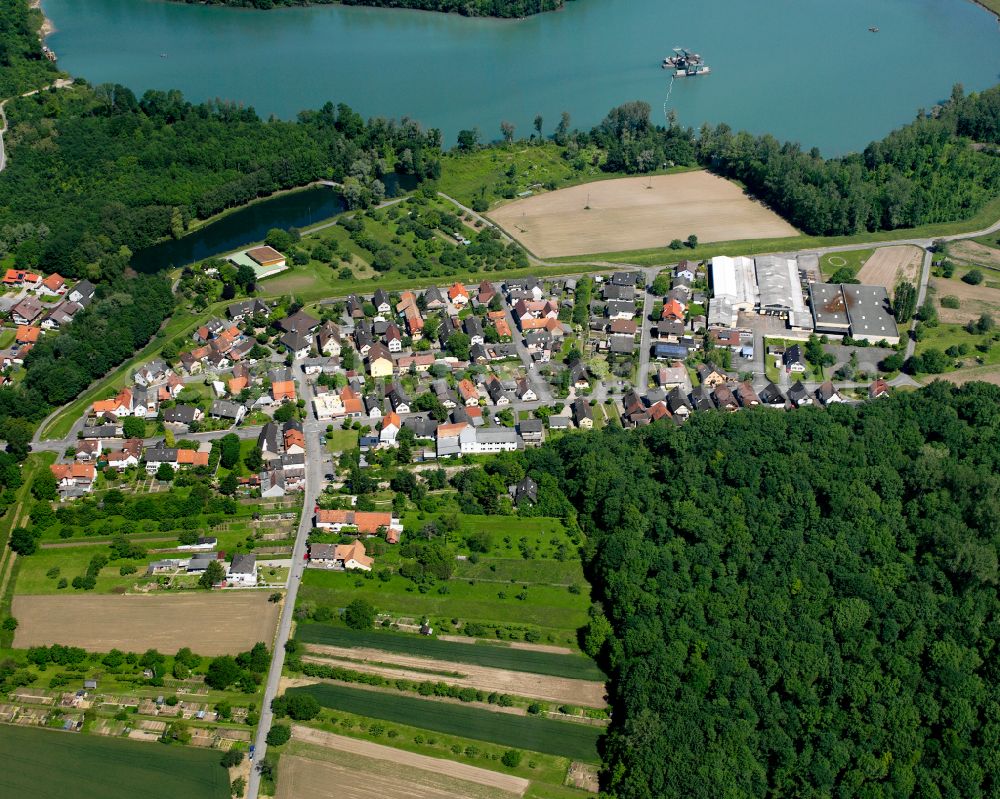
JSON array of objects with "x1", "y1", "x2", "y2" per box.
[
  {"x1": 400, "y1": 513, "x2": 576, "y2": 557},
  {"x1": 0, "y1": 725, "x2": 230, "y2": 799},
  {"x1": 296, "y1": 624, "x2": 603, "y2": 680},
  {"x1": 914, "y1": 323, "x2": 1000, "y2": 373},
  {"x1": 299, "y1": 569, "x2": 589, "y2": 638},
  {"x1": 287, "y1": 683, "x2": 601, "y2": 761},
  {"x1": 325, "y1": 427, "x2": 360, "y2": 452},
  {"x1": 819, "y1": 249, "x2": 874, "y2": 280},
  {"x1": 454, "y1": 557, "x2": 585, "y2": 586},
  {"x1": 14, "y1": 544, "x2": 154, "y2": 595}
]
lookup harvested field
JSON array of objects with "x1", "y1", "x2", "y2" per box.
[
  {"x1": 949, "y1": 240, "x2": 1000, "y2": 269},
  {"x1": 287, "y1": 683, "x2": 602, "y2": 761},
  {"x1": 12, "y1": 593, "x2": 280, "y2": 655},
  {"x1": 302, "y1": 644, "x2": 607, "y2": 707},
  {"x1": 296, "y1": 624, "x2": 603, "y2": 680},
  {"x1": 488, "y1": 172, "x2": 798, "y2": 257},
  {"x1": 938, "y1": 365, "x2": 1000, "y2": 386},
  {"x1": 929, "y1": 276, "x2": 1000, "y2": 325},
  {"x1": 856, "y1": 245, "x2": 923, "y2": 289},
  {"x1": 0, "y1": 724, "x2": 229, "y2": 799},
  {"x1": 287, "y1": 727, "x2": 528, "y2": 797}
]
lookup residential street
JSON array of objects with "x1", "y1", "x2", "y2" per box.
[{"x1": 246, "y1": 375, "x2": 322, "y2": 799}]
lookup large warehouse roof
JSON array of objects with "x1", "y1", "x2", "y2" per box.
[{"x1": 755, "y1": 256, "x2": 807, "y2": 315}]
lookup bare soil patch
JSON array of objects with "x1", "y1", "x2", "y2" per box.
[
  {"x1": 12, "y1": 593, "x2": 280, "y2": 655},
  {"x1": 929, "y1": 276, "x2": 1000, "y2": 324},
  {"x1": 285, "y1": 728, "x2": 529, "y2": 797},
  {"x1": 568, "y1": 761, "x2": 600, "y2": 793},
  {"x1": 949, "y1": 240, "x2": 1000, "y2": 269},
  {"x1": 939, "y1": 365, "x2": 1000, "y2": 386},
  {"x1": 303, "y1": 644, "x2": 606, "y2": 708},
  {"x1": 488, "y1": 172, "x2": 798, "y2": 258},
  {"x1": 856, "y1": 245, "x2": 923, "y2": 289}
]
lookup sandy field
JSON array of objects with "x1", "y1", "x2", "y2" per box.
[
  {"x1": 284, "y1": 728, "x2": 529, "y2": 797},
  {"x1": 303, "y1": 644, "x2": 607, "y2": 708},
  {"x1": 929, "y1": 276, "x2": 1000, "y2": 324},
  {"x1": 856, "y1": 245, "x2": 923, "y2": 289},
  {"x1": 949, "y1": 240, "x2": 1000, "y2": 269},
  {"x1": 488, "y1": 172, "x2": 799, "y2": 258},
  {"x1": 940, "y1": 365, "x2": 1000, "y2": 386},
  {"x1": 12, "y1": 593, "x2": 280, "y2": 655}
]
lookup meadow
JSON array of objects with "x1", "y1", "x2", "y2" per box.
[
  {"x1": 0, "y1": 725, "x2": 230, "y2": 799},
  {"x1": 286, "y1": 683, "x2": 601, "y2": 761},
  {"x1": 296, "y1": 624, "x2": 603, "y2": 681}
]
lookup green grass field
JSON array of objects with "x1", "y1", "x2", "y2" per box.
[
  {"x1": 454, "y1": 557, "x2": 585, "y2": 586},
  {"x1": 299, "y1": 570, "x2": 589, "y2": 639},
  {"x1": 0, "y1": 725, "x2": 230, "y2": 799},
  {"x1": 819, "y1": 249, "x2": 874, "y2": 280},
  {"x1": 401, "y1": 513, "x2": 575, "y2": 556},
  {"x1": 325, "y1": 427, "x2": 360, "y2": 452},
  {"x1": 296, "y1": 624, "x2": 604, "y2": 680},
  {"x1": 287, "y1": 683, "x2": 601, "y2": 761}
]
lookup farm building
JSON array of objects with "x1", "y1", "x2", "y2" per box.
[{"x1": 314, "y1": 509, "x2": 402, "y2": 542}]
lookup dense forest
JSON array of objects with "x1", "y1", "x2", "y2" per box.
[
  {"x1": 537, "y1": 383, "x2": 1000, "y2": 798},
  {"x1": 0, "y1": 0, "x2": 57, "y2": 98},
  {"x1": 0, "y1": 86, "x2": 441, "y2": 282},
  {"x1": 583, "y1": 87, "x2": 1000, "y2": 235},
  {"x1": 168, "y1": 0, "x2": 566, "y2": 16}
]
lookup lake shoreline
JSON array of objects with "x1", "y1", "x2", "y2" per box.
[
  {"x1": 967, "y1": 0, "x2": 1000, "y2": 20},
  {"x1": 32, "y1": 0, "x2": 54, "y2": 37}
]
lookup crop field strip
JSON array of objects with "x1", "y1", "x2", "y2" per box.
[
  {"x1": 296, "y1": 624, "x2": 604, "y2": 681},
  {"x1": 287, "y1": 683, "x2": 602, "y2": 762},
  {"x1": 0, "y1": 724, "x2": 230, "y2": 799}
]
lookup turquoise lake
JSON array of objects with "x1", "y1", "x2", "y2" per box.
[{"x1": 44, "y1": 0, "x2": 1000, "y2": 156}]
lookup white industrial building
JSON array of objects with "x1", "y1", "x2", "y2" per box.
[
  {"x1": 754, "y1": 255, "x2": 811, "y2": 329},
  {"x1": 709, "y1": 256, "x2": 759, "y2": 327}
]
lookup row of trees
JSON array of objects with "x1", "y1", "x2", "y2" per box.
[
  {"x1": 580, "y1": 85, "x2": 1000, "y2": 236},
  {"x1": 173, "y1": 0, "x2": 566, "y2": 16},
  {"x1": 538, "y1": 382, "x2": 1000, "y2": 797}
]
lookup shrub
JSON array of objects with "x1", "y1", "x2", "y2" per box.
[
  {"x1": 265, "y1": 724, "x2": 291, "y2": 746},
  {"x1": 962, "y1": 268, "x2": 984, "y2": 285},
  {"x1": 220, "y1": 749, "x2": 244, "y2": 768},
  {"x1": 501, "y1": 750, "x2": 523, "y2": 768}
]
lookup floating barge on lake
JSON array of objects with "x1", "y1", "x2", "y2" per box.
[{"x1": 662, "y1": 47, "x2": 711, "y2": 77}]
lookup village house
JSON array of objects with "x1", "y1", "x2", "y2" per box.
[
  {"x1": 226, "y1": 298, "x2": 270, "y2": 322},
  {"x1": 573, "y1": 398, "x2": 594, "y2": 429},
  {"x1": 448, "y1": 282, "x2": 470, "y2": 307},
  {"x1": 509, "y1": 475, "x2": 539, "y2": 507},
  {"x1": 309, "y1": 541, "x2": 373, "y2": 572},
  {"x1": 314, "y1": 509, "x2": 403, "y2": 543},
  {"x1": 51, "y1": 462, "x2": 96, "y2": 495},
  {"x1": 11, "y1": 296, "x2": 43, "y2": 326},
  {"x1": 227, "y1": 554, "x2": 258, "y2": 587},
  {"x1": 366, "y1": 342, "x2": 394, "y2": 379},
  {"x1": 787, "y1": 381, "x2": 813, "y2": 407},
  {"x1": 269, "y1": 367, "x2": 297, "y2": 403},
  {"x1": 518, "y1": 418, "x2": 544, "y2": 446},
  {"x1": 380, "y1": 412, "x2": 401, "y2": 447}
]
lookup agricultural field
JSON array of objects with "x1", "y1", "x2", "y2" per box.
[
  {"x1": 298, "y1": 645, "x2": 605, "y2": 707},
  {"x1": 286, "y1": 683, "x2": 601, "y2": 761},
  {"x1": 855, "y1": 245, "x2": 923, "y2": 289},
  {"x1": 280, "y1": 732, "x2": 529, "y2": 798},
  {"x1": 929, "y1": 271, "x2": 1000, "y2": 326},
  {"x1": 947, "y1": 237, "x2": 1000, "y2": 270},
  {"x1": 489, "y1": 172, "x2": 799, "y2": 258},
  {"x1": 12, "y1": 593, "x2": 280, "y2": 655},
  {"x1": 295, "y1": 626, "x2": 602, "y2": 681},
  {"x1": 0, "y1": 725, "x2": 230, "y2": 799}
]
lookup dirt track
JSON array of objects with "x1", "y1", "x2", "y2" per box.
[
  {"x1": 303, "y1": 644, "x2": 607, "y2": 707},
  {"x1": 285, "y1": 727, "x2": 529, "y2": 797},
  {"x1": 488, "y1": 172, "x2": 798, "y2": 257},
  {"x1": 12, "y1": 593, "x2": 280, "y2": 655},
  {"x1": 856, "y1": 245, "x2": 923, "y2": 289}
]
